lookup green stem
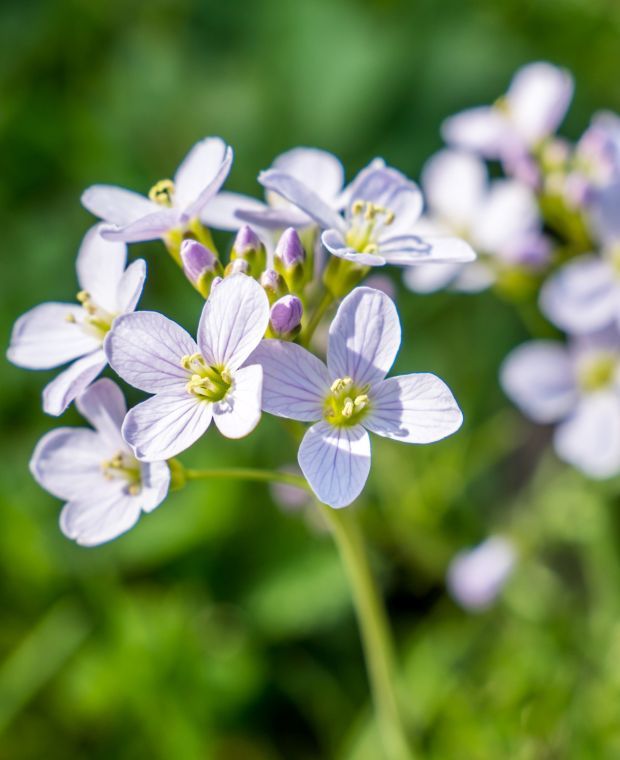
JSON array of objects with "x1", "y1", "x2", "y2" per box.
[
  {"x1": 184, "y1": 466, "x2": 310, "y2": 491},
  {"x1": 300, "y1": 290, "x2": 334, "y2": 347},
  {"x1": 320, "y1": 506, "x2": 412, "y2": 759}
]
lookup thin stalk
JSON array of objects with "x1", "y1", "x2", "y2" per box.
[
  {"x1": 184, "y1": 466, "x2": 310, "y2": 491},
  {"x1": 300, "y1": 291, "x2": 334, "y2": 347}
]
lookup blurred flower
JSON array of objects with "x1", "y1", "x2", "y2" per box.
[
  {"x1": 501, "y1": 333, "x2": 620, "y2": 478},
  {"x1": 442, "y1": 62, "x2": 573, "y2": 184},
  {"x1": 269, "y1": 465, "x2": 312, "y2": 511},
  {"x1": 447, "y1": 536, "x2": 516, "y2": 611},
  {"x1": 7, "y1": 226, "x2": 145, "y2": 416},
  {"x1": 404, "y1": 149, "x2": 547, "y2": 293},
  {"x1": 105, "y1": 274, "x2": 269, "y2": 460},
  {"x1": 30, "y1": 379, "x2": 170, "y2": 546},
  {"x1": 261, "y1": 162, "x2": 475, "y2": 269},
  {"x1": 252, "y1": 287, "x2": 462, "y2": 507},
  {"x1": 82, "y1": 137, "x2": 233, "y2": 243},
  {"x1": 565, "y1": 112, "x2": 620, "y2": 205}
]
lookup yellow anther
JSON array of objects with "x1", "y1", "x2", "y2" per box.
[
  {"x1": 354, "y1": 394, "x2": 369, "y2": 408},
  {"x1": 352, "y1": 200, "x2": 364, "y2": 215},
  {"x1": 128, "y1": 483, "x2": 141, "y2": 496},
  {"x1": 221, "y1": 369, "x2": 232, "y2": 385},
  {"x1": 363, "y1": 244, "x2": 378, "y2": 254},
  {"x1": 149, "y1": 179, "x2": 175, "y2": 207},
  {"x1": 342, "y1": 398, "x2": 354, "y2": 418},
  {"x1": 364, "y1": 203, "x2": 376, "y2": 221},
  {"x1": 384, "y1": 210, "x2": 395, "y2": 225},
  {"x1": 76, "y1": 290, "x2": 90, "y2": 303},
  {"x1": 65, "y1": 313, "x2": 77, "y2": 323}
]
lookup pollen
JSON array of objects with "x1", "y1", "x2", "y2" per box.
[
  {"x1": 324, "y1": 377, "x2": 371, "y2": 427},
  {"x1": 149, "y1": 179, "x2": 175, "y2": 207},
  {"x1": 101, "y1": 450, "x2": 142, "y2": 495},
  {"x1": 181, "y1": 353, "x2": 232, "y2": 402},
  {"x1": 345, "y1": 199, "x2": 396, "y2": 255}
]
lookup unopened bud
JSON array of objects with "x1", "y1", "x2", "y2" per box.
[
  {"x1": 269, "y1": 295, "x2": 303, "y2": 339},
  {"x1": 260, "y1": 268, "x2": 288, "y2": 303},
  {"x1": 180, "y1": 240, "x2": 223, "y2": 298},
  {"x1": 231, "y1": 225, "x2": 266, "y2": 276},
  {"x1": 275, "y1": 228, "x2": 306, "y2": 291}
]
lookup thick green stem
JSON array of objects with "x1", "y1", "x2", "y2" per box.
[{"x1": 320, "y1": 506, "x2": 412, "y2": 759}]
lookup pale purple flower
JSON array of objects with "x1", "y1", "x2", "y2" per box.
[
  {"x1": 260, "y1": 161, "x2": 475, "y2": 269},
  {"x1": 404, "y1": 150, "x2": 546, "y2": 294},
  {"x1": 501, "y1": 333, "x2": 620, "y2": 478},
  {"x1": 202, "y1": 147, "x2": 345, "y2": 231},
  {"x1": 105, "y1": 273, "x2": 269, "y2": 461},
  {"x1": 447, "y1": 537, "x2": 516, "y2": 612},
  {"x1": 251, "y1": 287, "x2": 463, "y2": 508},
  {"x1": 566, "y1": 112, "x2": 620, "y2": 205},
  {"x1": 269, "y1": 295, "x2": 303, "y2": 337},
  {"x1": 30, "y1": 379, "x2": 170, "y2": 546},
  {"x1": 82, "y1": 137, "x2": 233, "y2": 243},
  {"x1": 442, "y1": 62, "x2": 573, "y2": 183},
  {"x1": 7, "y1": 225, "x2": 146, "y2": 416}
]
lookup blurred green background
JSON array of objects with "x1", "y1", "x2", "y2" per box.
[{"x1": 3, "y1": 0, "x2": 620, "y2": 757}]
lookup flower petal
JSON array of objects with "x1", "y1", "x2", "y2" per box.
[
  {"x1": 197, "y1": 273, "x2": 269, "y2": 370},
  {"x1": 174, "y1": 137, "x2": 232, "y2": 213},
  {"x1": 422, "y1": 149, "x2": 487, "y2": 230},
  {"x1": 122, "y1": 392, "x2": 213, "y2": 461},
  {"x1": 115, "y1": 259, "x2": 147, "y2": 313},
  {"x1": 258, "y1": 169, "x2": 344, "y2": 231},
  {"x1": 272, "y1": 147, "x2": 344, "y2": 203},
  {"x1": 364, "y1": 373, "x2": 463, "y2": 443},
  {"x1": 213, "y1": 364, "x2": 262, "y2": 438},
  {"x1": 298, "y1": 422, "x2": 371, "y2": 509},
  {"x1": 81, "y1": 185, "x2": 159, "y2": 226},
  {"x1": 403, "y1": 263, "x2": 462, "y2": 293},
  {"x1": 100, "y1": 209, "x2": 178, "y2": 243},
  {"x1": 554, "y1": 392, "x2": 620, "y2": 479},
  {"x1": 250, "y1": 339, "x2": 328, "y2": 421},
  {"x1": 447, "y1": 537, "x2": 516, "y2": 612},
  {"x1": 139, "y1": 460, "x2": 172, "y2": 513},
  {"x1": 321, "y1": 229, "x2": 386, "y2": 266},
  {"x1": 500, "y1": 341, "x2": 578, "y2": 423},
  {"x1": 441, "y1": 106, "x2": 512, "y2": 158},
  {"x1": 348, "y1": 167, "x2": 423, "y2": 236},
  {"x1": 472, "y1": 180, "x2": 539, "y2": 253},
  {"x1": 7, "y1": 303, "x2": 101, "y2": 369},
  {"x1": 380, "y1": 234, "x2": 475, "y2": 266},
  {"x1": 201, "y1": 191, "x2": 267, "y2": 231},
  {"x1": 75, "y1": 378, "x2": 126, "y2": 449},
  {"x1": 76, "y1": 225, "x2": 128, "y2": 314},
  {"x1": 327, "y1": 287, "x2": 401, "y2": 387},
  {"x1": 43, "y1": 349, "x2": 107, "y2": 417},
  {"x1": 105, "y1": 311, "x2": 198, "y2": 394},
  {"x1": 236, "y1": 205, "x2": 312, "y2": 230},
  {"x1": 60, "y1": 489, "x2": 143, "y2": 547}
]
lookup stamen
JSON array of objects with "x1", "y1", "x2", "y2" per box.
[
  {"x1": 148, "y1": 179, "x2": 175, "y2": 207},
  {"x1": 181, "y1": 354, "x2": 232, "y2": 402},
  {"x1": 324, "y1": 377, "x2": 371, "y2": 427},
  {"x1": 101, "y1": 450, "x2": 142, "y2": 494}
]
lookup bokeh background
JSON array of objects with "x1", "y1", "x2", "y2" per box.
[{"x1": 3, "y1": 0, "x2": 620, "y2": 757}]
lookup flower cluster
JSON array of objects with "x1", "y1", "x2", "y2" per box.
[{"x1": 9, "y1": 138, "x2": 469, "y2": 544}]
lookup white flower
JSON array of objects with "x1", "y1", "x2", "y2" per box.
[
  {"x1": 447, "y1": 537, "x2": 516, "y2": 611},
  {"x1": 7, "y1": 225, "x2": 145, "y2": 416},
  {"x1": 251, "y1": 287, "x2": 463, "y2": 508},
  {"x1": 30, "y1": 379, "x2": 170, "y2": 546},
  {"x1": 82, "y1": 137, "x2": 233, "y2": 243},
  {"x1": 105, "y1": 273, "x2": 270, "y2": 461}
]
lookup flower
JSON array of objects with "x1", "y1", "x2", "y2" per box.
[
  {"x1": 251, "y1": 287, "x2": 463, "y2": 507},
  {"x1": 7, "y1": 225, "x2": 146, "y2": 416},
  {"x1": 442, "y1": 62, "x2": 573, "y2": 183},
  {"x1": 501, "y1": 333, "x2": 620, "y2": 478},
  {"x1": 404, "y1": 149, "x2": 547, "y2": 294},
  {"x1": 30, "y1": 379, "x2": 170, "y2": 546},
  {"x1": 201, "y1": 147, "x2": 345, "y2": 231},
  {"x1": 105, "y1": 273, "x2": 270, "y2": 460},
  {"x1": 82, "y1": 137, "x2": 233, "y2": 243},
  {"x1": 259, "y1": 161, "x2": 475, "y2": 269},
  {"x1": 447, "y1": 537, "x2": 516, "y2": 612}
]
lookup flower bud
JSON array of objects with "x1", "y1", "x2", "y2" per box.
[
  {"x1": 274, "y1": 228, "x2": 306, "y2": 290},
  {"x1": 260, "y1": 268, "x2": 288, "y2": 303},
  {"x1": 224, "y1": 258, "x2": 250, "y2": 276},
  {"x1": 180, "y1": 240, "x2": 223, "y2": 298},
  {"x1": 269, "y1": 295, "x2": 303, "y2": 339},
  {"x1": 230, "y1": 225, "x2": 266, "y2": 276}
]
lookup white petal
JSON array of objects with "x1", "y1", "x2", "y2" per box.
[
  {"x1": 365, "y1": 373, "x2": 463, "y2": 443},
  {"x1": 272, "y1": 147, "x2": 344, "y2": 203},
  {"x1": 348, "y1": 167, "x2": 423, "y2": 237},
  {"x1": 30, "y1": 427, "x2": 110, "y2": 501},
  {"x1": 174, "y1": 137, "x2": 233, "y2": 216},
  {"x1": 115, "y1": 259, "x2": 146, "y2": 313},
  {"x1": 403, "y1": 263, "x2": 462, "y2": 293},
  {"x1": 60, "y1": 489, "x2": 143, "y2": 547},
  {"x1": 43, "y1": 350, "x2": 107, "y2": 417},
  {"x1": 298, "y1": 422, "x2": 371, "y2": 508},
  {"x1": 81, "y1": 185, "x2": 159, "y2": 226},
  {"x1": 472, "y1": 180, "x2": 539, "y2": 253},
  {"x1": 441, "y1": 106, "x2": 512, "y2": 158},
  {"x1": 422, "y1": 150, "x2": 487, "y2": 230},
  {"x1": 554, "y1": 392, "x2": 620, "y2": 479},
  {"x1": 380, "y1": 235, "x2": 475, "y2": 266},
  {"x1": 507, "y1": 62, "x2": 574, "y2": 144},
  {"x1": 500, "y1": 341, "x2": 578, "y2": 423},
  {"x1": 105, "y1": 311, "x2": 198, "y2": 394},
  {"x1": 197, "y1": 273, "x2": 269, "y2": 370},
  {"x1": 76, "y1": 225, "x2": 128, "y2": 313},
  {"x1": 201, "y1": 192, "x2": 267, "y2": 231},
  {"x1": 122, "y1": 392, "x2": 213, "y2": 461},
  {"x1": 213, "y1": 364, "x2": 262, "y2": 438},
  {"x1": 236, "y1": 205, "x2": 312, "y2": 230},
  {"x1": 321, "y1": 229, "x2": 386, "y2": 267},
  {"x1": 139, "y1": 460, "x2": 172, "y2": 513},
  {"x1": 75, "y1": 377, "x2": 126, "y2": 449},
  {"x1": 250, "y1": 339, "x2": 328, "y2": 421},
  {"x1": 539, "y1": 256, "x2": 618, "y2": 334},
  {"x1": 447, "y1": 537, "x2": 516, "y2": 611},
  {"x1": 450, "y1": 261, "x2": 496, "y2": 292},
  {"x1": 327, "y1": 287, "x2": 401, "y2": 387},
  {"x1": 7, "y1": 303, "x2": 101, "y2": 369},
  {"x1": 100, "y1": 209, "x2": 178, "y2": 243}
]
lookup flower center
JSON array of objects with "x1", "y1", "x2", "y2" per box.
[
  {"x1": 101, "y1": 451, "x2": 142, "y2": 495},
  {"x1": 324, "y1": 376, "x2": 371, "y2": 427},
  {"x1": 345, "y1": 200, "x2": 395, "y2": 254},
  {"x1": 65, "y1": 290, "x2": 115, "y2": 340},
  {"x1": 149, "y1": 179, "x2": 175, "y2": 207},
  {"x1": 181, "y1": 353, "x2": 232, "y2": 402},
  {"x1": 578, "y1": 353, "x2": 617, "y2": 392}
]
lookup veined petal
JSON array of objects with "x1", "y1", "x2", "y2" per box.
[
  {"x1": 236, "y1": 205, "x2": 312, "y2": 230},
  {"x1": 272, "y1": 147, "x2": 344, "y2": 203},
  {"x1": 365, "y1": 373, "x2": 463, "y2": 443},
  {"x1": 197, "y1": 273, "x2": 269, "y2": 370},
  {"x1": 327, "y1": 287, "x2": 401, "y2": 387},
  {"x1": 259, "y1": 169, "x2": 344, "y2": 231},
  {"x1": 122, "y1": 392, "x2": 213, "y2": 461},
  {"x1": 174, "y1": 137, "x2": 233, "y2": 216},
  {"x1": 298, "y1": 422, "x2": 371, "y2": 509},
  {"x1": 60, "y1": 489, "x2": 143, "y2": 547},
  {"x1": 139, "y1": 460, "x2": 171, "y2": 513},
  {"x1": 43, "y1": 349, "x2": 107, "y2": 417},
  {"x1": 7, "y1": 302, "x2": 101, "y2": 369},
  {"x1": 422, "y1": 150, "x2": 487, "y2": 230},
  {"x1": 250, "y1": 339, "x2": 328, "y2": 421},
  {"x1": 554, "y1": 392, "x2": 620, "y2": 479},
  {"x1": 213, "y1": 364, "x2": 262, "y2": 439},
  {"x1": 115, "y1": 259, "x2": 147, "y2": 313},
  {"x1": 76, "y1": 378, "x2": 126, "y2": 450},
  {"x1": 105, "y1": 311, "x2": 198, "y2": 394},
  {"x1": 321, "y1": 229, "x2": 386, "y2": 266},
  {"x1": 381, "y1": 235, "x2": 475, "y2": 266},
  {"x1": 76, "y1": 225, "x2": 128, "y2": 314},
  {"x1": 201, "y1": 192, "x2": 267, "y2": 231},
  {"x1": 339, "y1": 158, "x2": 386, "y2": 208},
  {"x1": 348, "y1": 167, "x2": 423, "y2": 236},
  {"x1": 442, "y1": 106, "x2": 512, "y2": 158},
  {"x1": 100, "y1": 209, "x2": 178, "y2": 243},
  {"x1": 81, "y1": 185, "x2": 159, "y2": 226},
  {"x1": 500, "y1": 341, "x2": 578, "y2": 423},
  {"x1": 30, "y1": 427, "x2": 110, "y2": 501}
]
